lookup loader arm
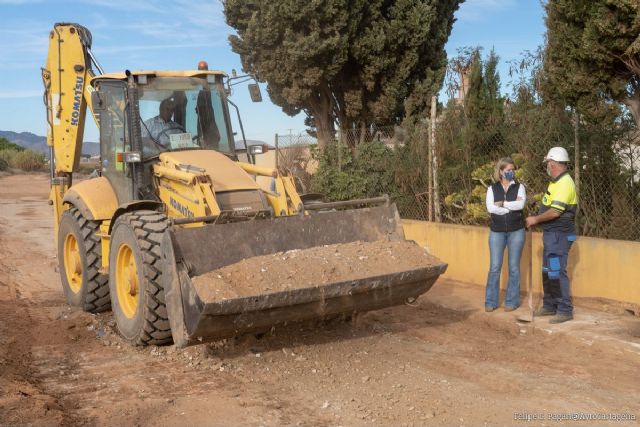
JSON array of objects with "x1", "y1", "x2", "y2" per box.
[
  {"x1": 237, "y1": 162, "x2": 303, "y2": 215},
  {"x1": 42, "y1": 23, "x2": 101, "y2": 237}
]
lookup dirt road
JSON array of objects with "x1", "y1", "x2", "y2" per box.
[{"x1": 1, "y1": 173, "x2": 639, "y2": 426}]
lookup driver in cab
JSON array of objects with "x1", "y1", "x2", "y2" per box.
[{"x1": 141, "y1": 98, "x2": 184, "y2": 155}]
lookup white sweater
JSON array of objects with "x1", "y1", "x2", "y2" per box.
[{"x1": 485, "y1": 181, "x2": 526, "y2": 215}]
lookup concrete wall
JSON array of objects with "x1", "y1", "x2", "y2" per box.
[{"x1": 402, "y1": 220, "x2": 640, "y2": 306}]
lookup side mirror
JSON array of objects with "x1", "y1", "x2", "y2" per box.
[
  {"x1": 248, "y1": 144, "x2": 269, "y2": 155},
  {"x1": 248, "y1": 83, "x2": 262, "y2": 102}
]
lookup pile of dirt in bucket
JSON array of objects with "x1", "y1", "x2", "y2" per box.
[{"x1": 191, "y1": 240, "x2": 442, "y2": 301}]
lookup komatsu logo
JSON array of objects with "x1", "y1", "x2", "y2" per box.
[
  {"x1": 70, "y1": 76, "x2": 83, "y2": 126},
  {"x1": 170, "y1": 197, "x2": 194, "y2": 218}
]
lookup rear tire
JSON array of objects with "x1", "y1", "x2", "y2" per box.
[
  {"x1": 58, "y1": 208, "x2": 110, "y2": 313},
  {"x1": 108, "y1": 210, "x2": 172, "y2": 346}
]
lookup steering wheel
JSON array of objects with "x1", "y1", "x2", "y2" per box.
[{"x1": 155, "y1": 125, "x2": 186, "y2": 144}]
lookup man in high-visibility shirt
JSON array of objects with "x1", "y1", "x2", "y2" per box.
[{"x1": 525, "y1": 147, "x2": 577, "y2": 324}]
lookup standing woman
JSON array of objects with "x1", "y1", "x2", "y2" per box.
[{"x1": 485, "y1": 157, "x2": 526, "y2": 312}]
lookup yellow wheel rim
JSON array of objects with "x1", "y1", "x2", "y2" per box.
[
  {"x1": 63, "y1": 233, "x2": 83, "y2": 293},
  {"x1": 115, "y1": 244, "x2": 139, "y2": 319}
]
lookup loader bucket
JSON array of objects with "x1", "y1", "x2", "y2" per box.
[{"x1": 161, "y1": 204, "x2": 447, "y2": 347}]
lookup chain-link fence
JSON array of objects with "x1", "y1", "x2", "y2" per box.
[
  {"x1": 272, "y1": 133, "x2": 317, "y2": 194},
  {"x1": 276, "y1": 108, "x2": 640, "y2": 242},
  {"x1": 430, "y1": 102, "x2": 640, "y2": 241}
]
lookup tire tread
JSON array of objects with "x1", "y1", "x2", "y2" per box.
[
  {"x1": 70, "y1": 208, "x2": 110, "y2": 313},
  {"x1": 114, "y1": 210, "x2": 171, "y2": 346}
]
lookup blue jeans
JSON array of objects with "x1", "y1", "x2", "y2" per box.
[
  {"x1": 541, "y1": 231, "x2": 575, "y2": 315},
  {"x1": 485, "y1": 228, "x2": 525, "y2": 309}
]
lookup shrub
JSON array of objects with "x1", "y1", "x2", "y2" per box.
[
  {"x1": 0, "y1": 149, "x2": 18, "y2": 167},
  {"x1": 10, "y1": 150, "x2": 46, "y2": 171},
  {"x1": 0, "y1": 137, "x2": 24, "y2": 151},
  {"x1": 311, "y1": 141, "x2": 398, "y2": 202},
  {"x1": 76, "y1": 162, "x2": 100, "y2": 175}
]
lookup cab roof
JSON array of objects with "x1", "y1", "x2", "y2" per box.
[{"x1": 92, "y1": 69, "x2": 227, "y2": 82}]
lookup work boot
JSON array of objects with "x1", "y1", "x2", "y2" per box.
[
  {"x1": 549, "y1": 313, "x2": 573, "y2": 324},
  {"x1": 533, "y1": 307, "x2": 556, "y2": 316}
]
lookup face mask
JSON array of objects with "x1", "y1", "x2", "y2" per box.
[
  {"x1": 503, "y1": 170, "x2": 515, "y2": 181},
  {"x1": 546, "y1": 163, "x2": 552, "y2": 177}
]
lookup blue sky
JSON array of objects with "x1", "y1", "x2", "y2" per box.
[{"x1": 0, "y1": 0, "x2": 545, "y2": 144}]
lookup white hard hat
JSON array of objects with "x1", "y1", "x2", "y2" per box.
[{"x1": 543, "y1": 146, "x2": 570, "y2": 163}]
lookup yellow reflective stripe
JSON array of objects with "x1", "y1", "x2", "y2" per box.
[{"x1": 550, "y1": 200, "x2": 567, "y2": 211}]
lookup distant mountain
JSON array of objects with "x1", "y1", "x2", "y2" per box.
[
  {"x1": 2, "y1": 131, "x2": 273, "y2": 157},
  {"x1": 0, "y1": 130, "x2": 100, "y2": 157},
  {"x1": 0, "y1": 131, "x2": 46, "y2": 154}
]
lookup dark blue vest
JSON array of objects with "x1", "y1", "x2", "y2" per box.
[{"x1": 490, "y1": 182, "x2": 524, "y2": 232}]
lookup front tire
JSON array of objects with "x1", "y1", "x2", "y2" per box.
[
  {"x1": 58, "y1": 208, "x2": 110, "y2": 313},
  {"x1": 108, "y1": 210, "x2": 172, "y2": 345}
]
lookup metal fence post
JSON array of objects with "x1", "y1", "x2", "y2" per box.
[
  {"x1": 428, "y1": 110, "x2": 434, "y2": 222},
  {"x1": 337, "y1": 128, "x2": 342, "y2": 172},
  {"x1": 431, "y1": 96, "x2": 441, "y2": 222},
  {"x1": 573, "y1": 110, "x2": 580, "y2": 234},
  {"x1": 274, "y1": 133, "x2": 279, "y2": 171}
]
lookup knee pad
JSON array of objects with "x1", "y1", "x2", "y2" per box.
[{"x1": 543, "y1": 255, "x2": 561, "y2": 279}]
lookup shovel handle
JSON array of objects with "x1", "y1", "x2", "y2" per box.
[{"x1": 527, "y1": 230, "x2": 534, "y2": 311}]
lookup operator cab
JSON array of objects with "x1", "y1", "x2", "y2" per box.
[
  {"x1": 138, "y1": 75, "x2": 234, "y2": 158},
  {"x1": 91, "y1": 71, "x2": 235, "y2": 203}
]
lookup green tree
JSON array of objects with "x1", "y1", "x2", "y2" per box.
[
  {"x1": 224, "y1": 0, "x2": 462, "y2": 149},
  {"x1": 0, "y1": 137, "x2": 24, "y2": 152},
  {"x1": 311, "y1": 140, "x2": 397, "y2": 201},
  {"x1": 543, "y1": 0, "x2": 640, "y2": 125}
]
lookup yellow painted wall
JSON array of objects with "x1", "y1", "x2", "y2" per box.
[{"x1": 402, "y1": 220, "x2": 640, "y2": 306}]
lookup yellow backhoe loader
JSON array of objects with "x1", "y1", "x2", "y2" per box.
[{"x1": 42, "y1": 22, "x2": 447, "y2": 347}]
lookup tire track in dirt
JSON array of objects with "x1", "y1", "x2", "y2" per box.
[
  {"x1": 0, "y1": 175, "x2": 335, "y2": 426},
  {"x1": 1, "y1": 173, "x2": 640, "y2": 427}
]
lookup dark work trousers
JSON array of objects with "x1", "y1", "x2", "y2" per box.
[{"x1": 541, "y1": 231, "x2": 575, "y2": 315}]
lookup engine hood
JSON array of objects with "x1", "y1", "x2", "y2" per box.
[{"x1": 158, "y1": 150, "x2": 261, "y2": 192}]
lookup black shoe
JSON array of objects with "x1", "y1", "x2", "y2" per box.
[
  {"x1": 534, "y1": 307, "x2": 556, "y2": 316},
  {"x1": 549, "y1": 313, "x2": 573, "y2": 324}
]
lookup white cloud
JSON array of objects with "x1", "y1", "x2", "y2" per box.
[
  {"x1": 455, "y1": 0, "x2": 516, "y2": 23},
  {"x1": 0, "y1": 90, "x2": 41, "y2": 99},
  {"x1": 94, "y1": 41, "x2": 225, "y2": 55},
  {"x1": 75, "y1": 0, "x2": 164, "y2": 13},
  {"x1": 0, "y1": 0, "x2": 43, "y2": 4},
  {"x1": 173, "y1": 0, "x2": 227, "y2": 29},
  {"x1": 0, "y1": 22, "x2": 49, "y2": 66}
]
